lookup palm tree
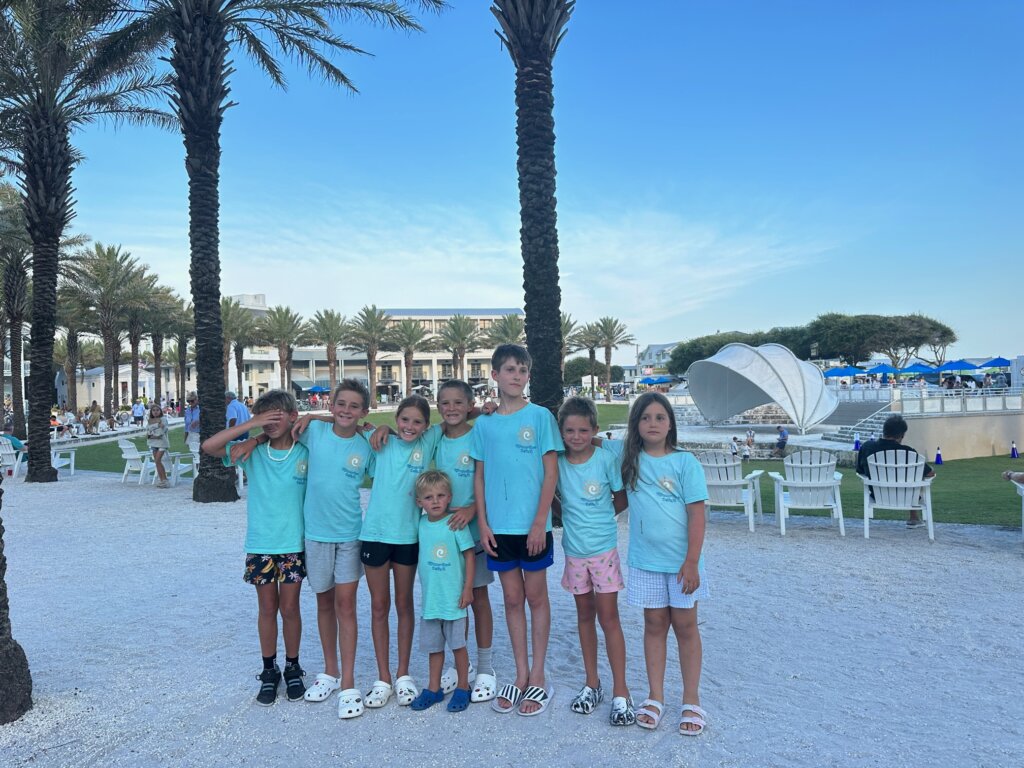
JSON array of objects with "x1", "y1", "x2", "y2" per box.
[
  {"x1": 169, "y1": 300, "x2": 194, "y2": 403},
  {"x1": 145, "y1": 287, "x2": 180, "y2": 403},
  {"x1": 0, "y1": 310, "x2": 8, "y2": 414},
  {"x1": 55, "y1": 287, "x2": 91, "y2": 413},
  {"x1": 491, "y1": 0, "x2": 573, "y2": 414},
  {"x1": 348, "y1": 305, "x2": 392, "y2": 408},
  {"x1": 483, "y1": 313, "x2": 526, "y2": 347},
  {"x1": 439, "y1": 314, "x2": 482, "y2": 381},
  {"x1": 259, "y1": 305, "x2": 305, "y2": 391},
  {"x1": 306, "y1": 309, "x2": 348, "y2": 394},
  {"x1": 108, "y1": 2, "x2": 444, "y2": 500},
  {"x1": 594, "y1": 316, "x2": 634, "y2": 402},
  {"x1": 66, "y1": 243, "x2": 151, "y2": 419},
  {"x1": 0, "y1": 0, "x2": 171, "y2": 486},
  {"x1": 387, "y1": 318, "x2": 436, "y2": 396},
  {"x1": 220, "y1": 297, "x2": 252, "y2": 387},
  {"x1": 559, "y1": 311, "x2": 578, "y2": 374},
  {"x1": 123, "y1": 269, "x2": 159, "y2": 401},
  {"x1": 575, "y1": 322, "x2": 602, "y2": 398}
]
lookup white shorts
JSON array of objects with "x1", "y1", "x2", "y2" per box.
[
  {"x1": 304, "y1": 539, "x2": 363, "y2": 592},
  {"x1": 627, "y1": 566, "x2": 710, "y2": 610}
]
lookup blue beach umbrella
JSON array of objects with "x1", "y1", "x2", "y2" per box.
[
  {"x1": 639, "y1": 375, "x2": 674, "y2": 385},
  {"x1": 937, "y1": 359, "x2": 979, "y2": 372},
  {"x1": 824, "y1": 366, "x2": 864, "y2": 378},
  {"x1": 982, "y1": 356, "x2": 1012, "y2": 368},
  {"x1": 307, "y1": 385, "x2": 329, "y2": 393},
  {"x1": 866, "y1": 363, "x2": 900, "y2": 375},
  {"x1": 900, "y1": 363, "x2": 935, "y2": 374}
]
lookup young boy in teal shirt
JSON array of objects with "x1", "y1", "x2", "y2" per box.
[
  {"x1": 408, "y1": 470, "x2": 476, "y2": 712},
  {"x1": 203, "y1": 389, "x2": 308, "y2": 707},
  {"x1": 472, "y1": 344, "x2": 563, "y2": 716}
]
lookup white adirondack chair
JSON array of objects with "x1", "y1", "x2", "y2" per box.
[
  {"x1": 859, "y1": 450, "x2": 935, "y2": 541},
  {"x1": 1013, "y1": 481, "x2": 1024, "y2": 543},
  {"x1": 119, "y1": 439, "x2": 152, "y2": 485},
  {"x1": 142, "y1": 451, "x2": 174, "y2": 485},
  {"x1": 171, "y1": 451, "x2": 198, "y2": 486},
  {"x1": 0, "y1": 437, "x2": 26, "y2": 479},
  {"x1": 695, "y1": 450, "x2": 764, "y2": 532},
  {"x1": 768, "y1": 449, "x2": 844, "y2": 536}
]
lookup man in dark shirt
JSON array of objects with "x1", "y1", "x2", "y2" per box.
[{"x1": 857, "y1": 414, "x2": 934, "y2": 527}]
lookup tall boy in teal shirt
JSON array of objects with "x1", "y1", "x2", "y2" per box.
[{"x1": 472, "y1": 344, "x2": 562, "y2": 716}]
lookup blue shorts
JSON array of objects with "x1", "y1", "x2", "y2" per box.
[{"x1": 487, "y1": 532, "x2": 554, "y2": 572}]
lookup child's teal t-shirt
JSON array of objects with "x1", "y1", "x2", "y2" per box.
[
  {"x1": 417, "y1": 515, "x2": 475, "y2": 620},
  {"x1": 434, "y1": 429, "x2": 479, "y2": 542},
  {"x1": 227, "y1": 442, "x2": 308, "y2": 555},
  {"x1": 469, "y1": 402, "x2": 563, "y2": 535},
  {"x1": 557, "y1": 446, "x2": 624, "y2": 558},
  {"x1": 361, "y1": 425, "x2": 442, "y2": 544},
  {"x1": 298, "y1": 420, "x2": 374, "y2": 543},
  {"x1": 604, "y1": 441, "x2": 708, "y2": 572}
]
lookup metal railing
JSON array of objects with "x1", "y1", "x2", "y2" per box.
[{"x1": 899, "y1": 387, "x2": 1024, "y2": 416}]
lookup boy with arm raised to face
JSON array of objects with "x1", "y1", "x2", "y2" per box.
[{"x1": 472, "y1": 344, "x2": 563, "y2": 716}]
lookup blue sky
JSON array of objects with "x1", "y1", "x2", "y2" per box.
[{"x1": 71, "y1": 1, "x2": 1022, "y2": 364}]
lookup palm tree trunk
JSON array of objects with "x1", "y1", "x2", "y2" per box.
[
  {"x1": 0, "y1": 337, "x2": 7, "y2": 421},
  {"x1": 513, "y1": 47, "x2": 563, "y2": 415},
  {"x1": 367, "y1": 348, "x2": 378, "y2": 409},
  {"x1": 604, "y1": 346, "x2": 613, "y2": 402},
  {"x1": 0, "y1": 494, "x2": 33, "y2": 724},
  {"x1": 234, "y1": 341, "x2": 245, "y2": 396},
  {"x1": 64, "y1": 330, "x2": 79, "y2": 413},
  {"x1": 327, "y1": 346, "x2": 337, "y2": 394},
  {"x1": 9, "y1": 321, "x2": 25, "y2": 440},
  {"x1": 588, "y1": 348, "x2": 597, "y2": 398},
  {"x1": 130, "y1": 335, "x2": 141, "y2": 401},
  {"x1": 173, "y1": 0, "x2": 238, "y2": 502},
  {"x1": 112, "y1": 348, "x2": 121, "y2": 411},
  {"x1": 278, "y1": 348, "x2": 288, "y2": 392},
  {"x1": 102, "y1": 333, "x2": 115, "y2": 418},
  {"x1": 178, "y1": 342, "x2": 188, "y2": 402},
  {"x1": 405, "y1": 350, "x2": 414, "y2": 396},
  {"x1": 153, "y1": 334, "x2": 164, "y2": 403}
]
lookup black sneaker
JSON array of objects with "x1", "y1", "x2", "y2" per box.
[
  {"x1": 283, "y1": 663, "x2": 306, "y2": 702},
  {"x1": 256, "y1": 665, "x2": 281, "y2": 706}
]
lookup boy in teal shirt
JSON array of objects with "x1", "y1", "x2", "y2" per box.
[
  {"x1": 408, "y1": 470, "x2": 476, "y2": 712},
  {"x1": 203, "y1": 389, "x2": 308, "y2": 707},
  {"x1": 472, "y1": 344, "x2": 563, "y2": 716}
]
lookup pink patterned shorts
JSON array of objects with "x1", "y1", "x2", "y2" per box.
[{"x1": 561, "y1": 547, "x2": 625, "y2": 595}]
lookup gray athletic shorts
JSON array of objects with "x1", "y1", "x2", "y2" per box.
[
  {"x1": 304, "y1": 539, "x2": 363, "y2": 593},
  {"x1": 473, "y1": 547, "x2": 495, "y2": 589},
  {"x1": 419, "y1": 617, "x2": 468, "y2": 654}
]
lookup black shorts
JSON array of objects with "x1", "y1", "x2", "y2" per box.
[
  {"x1": 360, "y1": 540, "x2": 419, "y2": 568},
  {"x1": 487, "y1": 532, "x2": 554, "y2": 572},
  {"x1": 243, "y1": 553, "x2": 305, "y2": 585}
]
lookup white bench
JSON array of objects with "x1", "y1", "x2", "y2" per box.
[{"x1": 51, "y1": 446, "x2": 77, "y2": 476}]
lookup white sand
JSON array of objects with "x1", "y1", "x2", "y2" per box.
[{"x1": 1, "y1": 473, "x2": 1022, "y2": 767}]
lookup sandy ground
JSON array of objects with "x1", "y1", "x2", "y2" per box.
[{"x1": 1, "y1": 472, "x2": 1022, "y2": 768}]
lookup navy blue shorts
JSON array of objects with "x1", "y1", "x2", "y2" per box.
[{"x1": 487, "y1": 532, "x2": 554, "y2": 572}]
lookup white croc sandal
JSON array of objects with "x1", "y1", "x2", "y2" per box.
[
  {"x1": 440, "y1": 663, "x2": 475, "y2": 695},
  {"x1": 471, "y1": 671, "x2": 497, "y2": 703},
  {"x1": 303, "y1": 673, "x2": 341, "y2": 702},
  {"x1": 635, "y1": 698, "x2": 664, "y2": 730},
  {"x1": 679, "y1": 704, "x2": 707, "y2": 736},
  {"x1": 364, "y1": 680, "x2": 393, "y2": 709},
  {"x1": 337, "y1": 688, "x2": 364, "y2": 719},
  {"x1": 395, "y1": 675, "x2": 419, "y2": 706}
]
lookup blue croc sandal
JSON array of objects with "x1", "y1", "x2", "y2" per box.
[
  {"x1": 410, "y1": 689, "x2": 444, "y2": 711},
  {"x1": 447, "y1": 688, "x2": 471, "y2": 713}
]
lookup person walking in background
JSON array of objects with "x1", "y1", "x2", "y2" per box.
[
  {"x1": 226, "y1": 391, "x2": 251, "y2": 440},
  {"x1": 146, "y1": 403, "x2": 171, "y2": 488},
  {"x1": 184, "y1": 392, "x2": 201, "y2": 453}
]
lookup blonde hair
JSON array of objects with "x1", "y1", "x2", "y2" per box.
[{"x1": 415, "y1": 469, "x2": 452, "y2": 497}]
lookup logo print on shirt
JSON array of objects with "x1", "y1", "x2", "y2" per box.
[
  {"x1": 658, "y1": 476, "x2": 676, "y2": 494},
  {"x1": 433, "y1": 543, "x2": 448, "y2": 560},
  {"x1": 583, "y1": 480, "x2": 602, "y2": 499},
  {"x1": 458, "y1": 453, "x2": 472, "y2": 467},
  {"x1": 295, "y1": 460, "x2": 308, "y2": 477},
  {"x1": 518, "y1": 426, "x2": 534, "y2": 443},
  {"x1": 348, "y1": 454, "x2": 362, "y2": 470},
  {"x1": 411, "y1": 449, "x2": 424, "y2": 465}
]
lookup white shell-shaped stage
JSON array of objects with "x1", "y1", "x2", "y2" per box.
[{"x1": 685, "y1": 343, "x2": 838, "y2": 432}]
